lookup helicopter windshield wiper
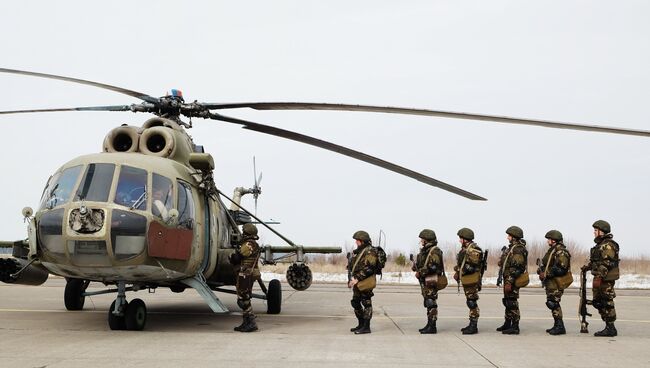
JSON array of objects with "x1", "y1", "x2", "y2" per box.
[{"x1": 130, "y1": 188, "x2": 147, "y2": 210}]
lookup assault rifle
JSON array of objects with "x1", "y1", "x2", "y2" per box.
[
  {"x1": 346, "y1": 252, "x2": 352, "y2": 284},
  {"x1": 496, "y1": 246, "x2": 507, "y2": 287},
  {"x1": 579, "y1": 266, "x2": 593, "y2": 333},
  {"x1": 478, "y1": 250, "x2": 489, "y2": 291}
]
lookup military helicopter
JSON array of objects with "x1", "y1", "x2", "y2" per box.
[{"x1": 0, "y1": 68, "x2": 648, "y2": 331}]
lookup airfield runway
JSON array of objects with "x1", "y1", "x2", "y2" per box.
[{"x1": 1, "y1": 279, "x2": 649, "y2": 368}]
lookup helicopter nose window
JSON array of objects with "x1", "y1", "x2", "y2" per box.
[
  {"x1": 38, "y1": 208, "x2": 65, "y2": 257},
  {"x1": 111, "y1": 210, "x2": 147, "y2": 260},
  {"x1": 177, "y1": 181, "x2": 195, "y2": 230},
  {"x1": 74, "y1": 163, "x2": 115, "y2": 202},
  {"x1": 39, "y1": 165, "x2": 83, "y2": 210},
  {"x1": 152, "y1": 174, "x2": 173, "y2": 221},
  {"x1": 114, "y1": 166, "x2": 147, "y2": 210}
]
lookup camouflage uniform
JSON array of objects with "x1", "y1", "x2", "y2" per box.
[
  {"x1": 498, "y1": 239, "x2": 528, "y2": 327},
  {"x1": 415, "y1": 241, "x2": 444, "y2": 330},
  {"x1": 538, "y1": 239, "x2": 571, "y2": 335},
  {"x1": 231, "y1": 231, "x2": 261, "y2": 332},
  {"x1": 589, "y1": 234, "x2": 619, "y2": 325},
  {"x1": 454, "y1": 240, "x2": 483, "y2": 334},
  {"x1": 349, "y1": 242, "x2": 378, "y2": 334}
]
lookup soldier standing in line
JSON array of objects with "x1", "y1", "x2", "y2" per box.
[
  {"x1": 348, "y1": 230, "x2": 379, "y2": 335},
  {"x1": 413, "y1": 229, "x2": 444, "y2": 334},
  {"x1": 496, "y1": 226, "x2": 528, "y2": 335},
  {"x1": 537, "y1": 230, "x2": 572, "y2": 335},
  {"x1": 229, "y1": 223, "x2": 261, "y2": 332},
  {"x1": 584, "y1": 220, "x2": 620, "y2": 337},
  {"x1": 453, "y1": 227, "x2": 483, "y2": 335}
]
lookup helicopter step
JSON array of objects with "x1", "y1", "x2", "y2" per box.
[{"x1": 181, "y1": 275, "x2": 228, "y2": 313}]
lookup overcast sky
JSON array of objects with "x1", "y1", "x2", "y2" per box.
[{"x1": 1, "y1": 1, "x2": 648, "y2": 257}]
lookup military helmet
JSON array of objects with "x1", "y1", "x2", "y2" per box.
[
  {"x1": 352, "y1": 230, "x2": 370, "y2": 242},
  {"x1": 545, "y1": 230, "x2": 563, "y2": 241},
  {"x1": 592, "y1": 220, "x2": 611, "y2": 234},
  {"x1": 506, "y1": 226, "x2": 524, "y2": 239},
  {"x1": 457, "y1": 227, "x2": 475, "y2": 241},
  {"x1": 419, "y1": 229, "x2": 437, "y2": 241},
  {"x1": 242, "y1": 223, "x2": 258, "y2": 236}
]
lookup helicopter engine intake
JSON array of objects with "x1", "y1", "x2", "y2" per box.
[{"x1": 103, "y1": 126, "x2": 140, "y2": 153}]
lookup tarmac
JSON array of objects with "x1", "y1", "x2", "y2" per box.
[{"x1": 1, "y1": 278, "x2": 649, "y2": 367}]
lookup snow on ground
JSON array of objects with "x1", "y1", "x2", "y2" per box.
[{"x1": 261, "y1": 272, "x2": 650, "y2": 289}]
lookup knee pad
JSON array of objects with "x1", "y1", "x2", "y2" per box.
[
  {"x1": 545, "y1": 300, "x2": 558, "y2": 310},
  {"x1": 424, "y1": 298, "x2": 437, "y2": 309},
  {"x1": 237, "y1": 299, "x2": 250, "y2": 310},
  {"x1": 592, "y1": 300, "x2": 604, "y2": 310},
  {"x1": 351, "y1": 299, "x2": 362, "y2": 310},
  {"x1": 466, "y1": 299, "x2": 478, "y2": 309},
  {"x1": 505, "y1": 298, "x2": 518, "y2": 310},
  {"x1": 361, "y1": 298, "x2": 372, "y2": 308}
]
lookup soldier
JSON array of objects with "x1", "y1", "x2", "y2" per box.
[
  {"x1": 229, "y1": 223, "x2": 261, "y2": 332},
  {"x1": 453, "y1": 227, "x2": 483, "y2": 335},
  {"x1": 348, "y1": 230, "x2": 379, "y2": 334},
  {"x1": 496, "y1": 226, "x2": 528, "y2": 335},
  {"x1": 537, "y1": 230, "x2": 572, "y2": 335},
  {"x1": 412, "y1": 229, "x2": 444, "y2": 334},
  {"x1": 584, "y1": 220, "x2": 620, "y2": 337}
]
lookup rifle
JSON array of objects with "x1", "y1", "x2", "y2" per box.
[
  {"x1": 496, "y1": 246, "x2": 507, "y2": 287},
  {"x1": 478, "y1": 249, "x2": 488, "y2": 291},
  {"x1": 579, "y1": 266, "x2": 593, "y2": 333},
  {"x1": 346, "y1": 252, "x2": 352, "y2": 285}
]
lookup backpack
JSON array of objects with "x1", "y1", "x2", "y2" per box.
[{"x1": 374, "y1": 245, "x2": 387, "y2": 276}]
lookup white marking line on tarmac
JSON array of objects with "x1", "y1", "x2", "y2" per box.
[{"x1": 0, "y1": 308, "x2": 647, "y2": 324}]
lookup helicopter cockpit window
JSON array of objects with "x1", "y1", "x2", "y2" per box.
[
  {"x1": 152, "y1": 174, "x2": 173, "y2": 221},
  {"x1": 114, "y1": 166, "x2": 147, "y2": 210},
  {"x1": 39, "y1": 165, "x2": 83, "y2": 210},
  {"x1": 177, "y1": 181, "x2": 195, "y2": 230},
  {"x1": 75, "y1": 163, "x2": 115, "y2": 202}
]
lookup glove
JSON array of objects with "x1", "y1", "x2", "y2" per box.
[
  {"x1": 504, "y1": 283, "x2": 513, "y2": 294},
  {"x1": 593, "y1": 276, "x2": 603, "y2": 288},
  {"x1": 229, "y1": 252, "x2": 242, "y2": 265},
  {"x1": 453, "y1": 271, "x2": 459, "y2": 282},
  {"x1": 415, "y1": 272, "x2": 421, "y2": 279},
  {"x1": 539, "y1": 272, "x2": 546, "y2": 281}
]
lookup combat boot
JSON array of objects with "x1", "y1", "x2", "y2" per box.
[
  {"x1": 239, "y1": 316, "x2": 259, "y2": 333},
  {"x1": 354, "y1": 318, "x2": 371, "y2": 334},
  {"x1": 233, "y1": 316, "x2": 248, "y2": 332},
  {"x1": 462, "y1": 318, "x2": 478, "y2": 335},
  {"x1": 350, "y1": 315, "x2": 364, "y2": 332},
  {"x1": 496, "y1": 318, "x2": 512, "y2": 332},
  {"x1": 594, "y1": 322, "x2": 617, "y2": 337},
  {"x1": 420, "y1": 319, "x2": 437, "y2": 334},
  {"x1": 548, "y1": 318, "x2": 566, "y2": 335},
  {"x1": 502, "y1": 320, "x2": 519, "y2": 335}
]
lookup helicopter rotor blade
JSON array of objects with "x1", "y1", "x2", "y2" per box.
[
  {"x1": 0, "y1": 68, "x2": 159, "y2": 104},
  {"x1": 208, "y1": 112, "x2": 487, "y2": 201},
  {"x1": 203, "y1": 102, "x2": 650, "y2": 138},
  {"x1": 0, "y1": 105, "x2": 134, "y2": 115}
]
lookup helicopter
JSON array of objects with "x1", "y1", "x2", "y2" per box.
[{"x1": 0, "y1": 68, "x2": 649, "y2": 331}]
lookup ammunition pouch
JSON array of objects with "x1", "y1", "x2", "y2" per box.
[
  {"x1": 356, "y1": 274, "x2": 377, "y2": 292},
  {"x1": 604, "y1": 267, "x2": 620, "y2": 281},
  {"x1": 461, "y1": 271, "x2": 480, "y2": 286},
  {"x1": 425, "y1": 274, "x2": 448, "y2": 290},
  {"x1": 514, "y1": 271, "x2": 530, "y2": 288}
]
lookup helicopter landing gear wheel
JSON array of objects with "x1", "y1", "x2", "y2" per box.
[
  {"x1": 266, "y1": 279, "x2": 282, "y2": 314},
  {"x1": 64, "y1": 279, "x2": 88, "y2": 310},
  {"x1": 125, "y1": 298, "x2": 147, "y2": 331},
  {"x1": 108, "y1": 300, "x2": 127, "y2": 330}
]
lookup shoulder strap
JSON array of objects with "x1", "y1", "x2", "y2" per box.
[
  {"x1": 352, "y1": 246, "x2": 370, "y2": 274},
  {"x1": 544, "y1": 247, "x2": 558, "y2": 275},
  {"x1": 460, "y1": 243, "x2": 474, "y2": 277}
]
